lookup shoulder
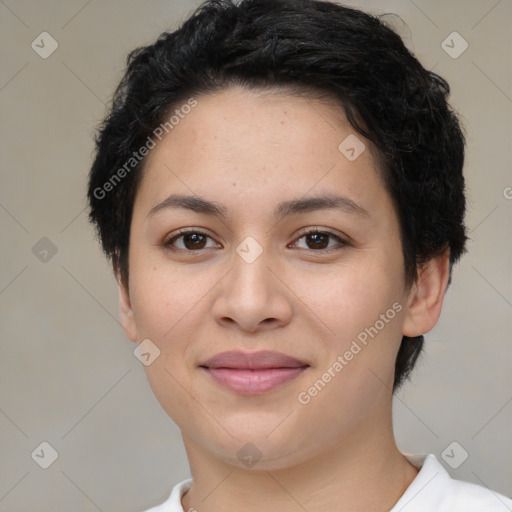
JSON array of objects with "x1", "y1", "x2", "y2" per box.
[
  {"x1": 392, "y1": 453, "x2": 512, "y2": 512},
  {"x1": 140, "y1": 478, "x2": 193, "y2": 512}
]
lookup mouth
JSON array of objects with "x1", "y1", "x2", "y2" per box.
[{"x1": 199, "y1": 350, "x2": 310, "y2": 395}]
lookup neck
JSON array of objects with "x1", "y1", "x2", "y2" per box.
[{"x1": 180, "y1": 404, "x2": 419, "y2": 512}]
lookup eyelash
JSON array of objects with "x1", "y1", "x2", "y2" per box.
[{"x1": 162, "y1": 228, "x2": 349, "y2": 253}]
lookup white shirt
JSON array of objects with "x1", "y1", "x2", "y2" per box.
[{"x1": 142, "y1": 453, "x2": 512, "y2": 511}]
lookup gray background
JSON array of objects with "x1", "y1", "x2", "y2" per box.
[{"x1": 0, "y1": 0, "x2": 511, "y2": 510}]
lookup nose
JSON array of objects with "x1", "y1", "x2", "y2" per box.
[{"x1": 211, "y1": 250, "x2": 293, "y2": 333}]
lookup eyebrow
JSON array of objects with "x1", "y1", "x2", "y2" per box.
[{"x1": 146, "y1": 193, "x2": 369, "y2": 220}]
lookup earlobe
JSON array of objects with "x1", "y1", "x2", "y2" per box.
[
  {"x1": 402, "y1": 248, "x2": 451, "y2": 338},
  {"x1": 115, "y1": 267, "x2": 139, "y2": 343}
]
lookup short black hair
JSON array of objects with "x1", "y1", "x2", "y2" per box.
[{"x1": 87, "y1": 0, "x2": 467, "y2": 391}]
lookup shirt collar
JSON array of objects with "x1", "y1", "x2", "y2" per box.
[{"x1": 162, "y1": 454, "x2": 452, "y2": 511}]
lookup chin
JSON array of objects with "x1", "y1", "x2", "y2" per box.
[{"x1": 196, "y1": 423, "x2": 314, "y2": 471}]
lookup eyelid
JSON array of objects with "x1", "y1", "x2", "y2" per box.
[
  {"x1": 289, "y1": 227, "x2": 349, "y2": 251},
  {"x1": 294, "y1": 226, "x2": 347, "y2": 238},
  {"x1": 162, "y1": 226, "x2": 350, "y2": 252},
  {"x1": 163, "y1": 228, "x2": 222, "y2": 250}
]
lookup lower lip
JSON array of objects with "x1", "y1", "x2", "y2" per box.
[{"x1": 202, "y1": 367, "x2": 308, "y2": 395}]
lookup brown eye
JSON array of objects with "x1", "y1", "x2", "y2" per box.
[
  {"x1": 181, "y1": 232, "x2": 207, "y2": 250},
  {"x1": 291, "y1": 229, "x2": 347, "y2": 251},
  {"x1": 305, "y1": 232, "x2": 330, "y2": 249},
  {"x1": 164, "y1": 230, "x2": 219, "y2": 251}
]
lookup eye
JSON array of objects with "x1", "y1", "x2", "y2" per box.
[
  {"x1": 163, "y1": 229, "x2": 221, "y2": 251},
  {"x1": 290, "y1": 228, "x2": 348, "y2": 251},
  {"x1": 163, "y1": 228, "x2": 347, "y2": 253}
]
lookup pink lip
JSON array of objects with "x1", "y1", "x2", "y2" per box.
[{"x1": 200, "y1": 350, "x2": 309, "y2": 395}]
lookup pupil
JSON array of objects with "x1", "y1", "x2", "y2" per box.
[
  {"x1": 185, "y1": 233, "x2": 206, "y2": 249},
  {"x1": 307, "y1": 233, "x2": 328, "y2": 249},
  {"x1": 182, "y1": 233, "x2": 330, "y2": 250}
]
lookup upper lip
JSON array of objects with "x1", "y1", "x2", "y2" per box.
[{"x1": 200, "y1": 350, "x2": 309, "y2": 370}]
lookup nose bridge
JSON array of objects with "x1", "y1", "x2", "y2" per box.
[
  {"x1": 230, "y1": 244, "x2": 276, "y2": 306},
  {"x1": 212, "y1": 238, "x2": 293, "y2": 331}
]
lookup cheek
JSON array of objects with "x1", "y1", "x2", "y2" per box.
[
  {"x1": 128, "y1": 257, "x2": 208, "y2": 340},
  {"x1": 290, "y1": 258, "x2": 406, "y2": 390},
  {"x1": 287, "y1": 259, "x2": 403, "y2": 337},
  {"x1": 128, "y1": 261, "x2": 211, "y2": 426}
]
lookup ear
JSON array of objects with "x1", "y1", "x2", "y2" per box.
[
  {"x1": 402, "y1": 248, "x2": 451, "y2": 337},
  {"x1": 115, "y1": 265, "x2": 139, "y2": 343}
]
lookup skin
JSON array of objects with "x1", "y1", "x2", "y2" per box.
[{"x1": 117, "y1": 85, "x2": 451, "y2": 511}]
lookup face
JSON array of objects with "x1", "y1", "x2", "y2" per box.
[{"x1": 119, "y1": 85, "x2": 425, "y2": 470}]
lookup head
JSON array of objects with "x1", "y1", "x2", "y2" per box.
[{"x1": 87, "y1": 0, "x2": 466, "y2": 469}]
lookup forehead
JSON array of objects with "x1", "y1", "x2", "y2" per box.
[
  {"x1": 161, "y1": 85, "x2": 356, "y2": 162},
  {"x1": 134, "y1": 85, "x2": 390, "y2": 222}
]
